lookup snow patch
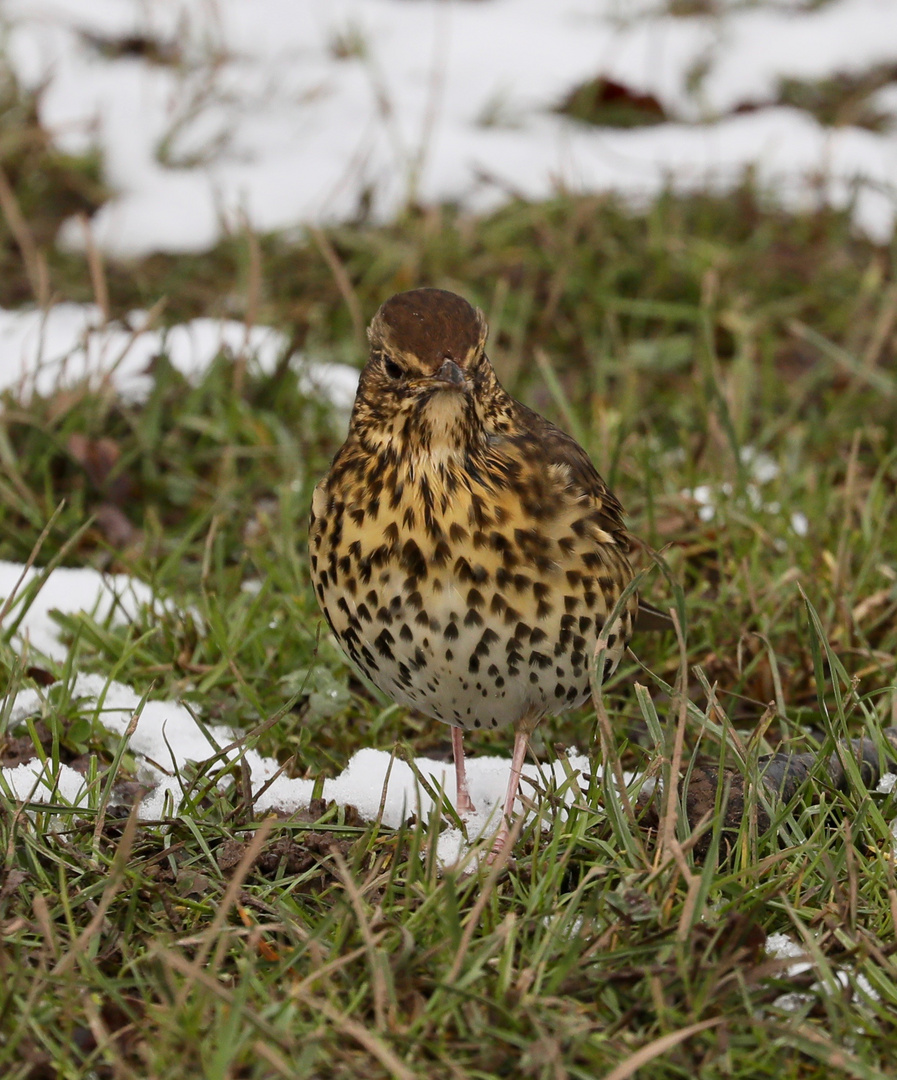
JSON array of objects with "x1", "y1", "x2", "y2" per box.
[
  {"x1": 0, "y1": 304, "x2": 358, "y2": 409},
  {"x1": 0, "y1": 0, "x2": 894, "y2": 257},
  {"x1": 1, "y1": 669, "x2": 600, "y2": 864}
]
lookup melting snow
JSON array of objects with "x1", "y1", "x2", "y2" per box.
[
  {"x1": 0, "y1": 0, "x2": 894, "y2": 257},
  {"x1": 765, "y1": 932, "x2": 883, "y2": 1012},
  {"x1": 0, "y1": 303, "x2": 358, "y2": 409},
  {"x1": 682, "y1": 445, "x2": 807, "y2": 532},
  {"x1": 1, "y1": 666, "x2": 598, "y2": 864},
  {"x1": 0, "y1": 560, "x2": 162, "y2": 661}
]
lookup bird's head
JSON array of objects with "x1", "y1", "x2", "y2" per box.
[{"x1": 350, "y1": 288, "x2": 505, "y2": 458}]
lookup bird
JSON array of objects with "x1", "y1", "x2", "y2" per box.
[{"x1": 309, "y1": 287, "x2": 654, "y2": 859}]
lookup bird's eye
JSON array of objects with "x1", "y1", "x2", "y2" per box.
[{"x1": 383, "y1": 358, "x2": 403, "y2": 379}]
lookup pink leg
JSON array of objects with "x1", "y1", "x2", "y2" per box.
[
  {"x1": 452, "y1": 727, "x2": 476, "y2": 814},
  {"x1": 488, "y1": 728, "x2": 530, "y2": 861}
]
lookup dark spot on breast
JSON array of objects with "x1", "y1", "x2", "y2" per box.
[
  {"x1": 450, "y1": 522, "x2": 468, "y2": 543},
  {"x1": 433, "y1": 539, "x2": 451, "y2": 567},
  {"x1": 401, "y1": 539, "x2": 427, "y2": 578},
  {"x1": 500, "y1": 548, "x2": 520, "y2": 569}
]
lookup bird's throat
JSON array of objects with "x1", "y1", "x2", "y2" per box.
[{"x1": 419, "y1": 387, "x2": 468, "y2": 447}]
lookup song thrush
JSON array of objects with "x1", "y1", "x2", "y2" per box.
[{"x1": 310, "y1": 288, "x2": 651, "y2": 857}]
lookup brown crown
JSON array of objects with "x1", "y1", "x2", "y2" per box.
[{"x1": 368, "y1": 289, "x2": 487, "y2": 372}]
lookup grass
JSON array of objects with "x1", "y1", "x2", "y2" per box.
[{"x1": 2, "y1": 49, "x2": 897, "y2": 1080}]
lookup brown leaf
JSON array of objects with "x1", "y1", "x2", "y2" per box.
[
  {"x1": 0, "y1": 868, "x2": 28, "y2": 903},
  {"x1": 67, "y1": 433, "x2": 134, "y2": 505},
  {"x1": 94, "y1": 502, "x2": 140, "y2": 548},
  {"x1": 217, "y1": 839, "x2": 248, "y2": 872},
  {"x1": 24, "y1": 666, "x2": 56, "y2": 687},
  {"x1": 176, "y1": 869, "x2": 212, "y2": 898},
  {"x1": 68, "y1": 432, "x2": 119, "y2": 485},
  {"x1": 558, "y1": 77, "x2": 668, "y2": 127}
]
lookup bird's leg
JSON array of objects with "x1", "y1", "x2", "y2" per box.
[
  {"x1": 452, "y1": 726, "x2": 476, "y2": 814},
  {"x1": 488, "y1": 727, "x2": 530, "y2": 861}
]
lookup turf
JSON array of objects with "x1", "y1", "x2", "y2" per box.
[{"x1": 2, "y1": 52, "x2": 897, "y2": 1080}]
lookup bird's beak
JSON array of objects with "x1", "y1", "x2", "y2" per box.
[{"x1": 432, "y1": 358, "x2": 467, "y2": 390}]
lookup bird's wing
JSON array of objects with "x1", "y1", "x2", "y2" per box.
[
  {"x1": 509, "y1": 401, "x2": 628, "y2": 533},
  {"x1": 510, "y1": 403, "x2": 673, "y2": 631}
]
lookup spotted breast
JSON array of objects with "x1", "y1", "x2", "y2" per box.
[{"x1": 309, "y1": 288, "x2": 639, "y2": 856}]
